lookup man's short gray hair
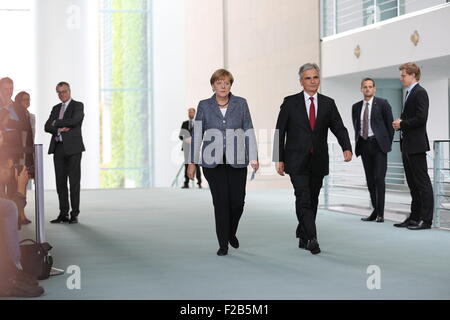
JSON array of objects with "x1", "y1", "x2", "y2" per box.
[{"x1": 299, "y1": 63, "x2": 320, "y2": 79}]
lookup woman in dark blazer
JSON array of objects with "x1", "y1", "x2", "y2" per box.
[{"x1": 188, "y1": 69, "x2": 259, "y2": 256}]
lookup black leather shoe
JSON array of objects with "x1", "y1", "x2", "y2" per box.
[
  {"x1": 229, "y1": 236, "x2": 239, "y2": 249},
  {"x1": 361, "y1": 213, "x2": 377, "y2": 221},
  {"x1": 217, "y1": 248, "x2": 228, "y2": 256},
  {"x1": 69, "y1": 217, "x2": 78, "y2": 224},
  {"x1": 198, "y1": 184, "x2": 202, "y2": 189},
  {"x1": 306, "y1": 239, "x2": 321, "y2": 255},
  {"x1": 298, "y1": 239, "x2": 307, "y2": 249},
  {"x1": 181, "y1": 185, "x2": 189, "y2": 189},
  {"x1": 50, "y1": 216, "x2": 69, "y2": 224},
  {"x1": 376, "y1": 216, "x2": 384, "y2": 223},
  {"x1": 407, "y1": 221, "x2": 431, "y2": 230},
  {"x1": 394, "y1": 218, "x2": 418, "y2": 228}
]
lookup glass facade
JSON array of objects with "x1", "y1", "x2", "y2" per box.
[
  {"x1": 321, "y1": 0, "x2": 448, "y2": 38},
  {"x1": 99, "y1": 0, "x2": 152, "y2": 188}
]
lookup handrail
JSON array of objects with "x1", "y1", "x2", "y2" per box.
[{"x1": 324, "y1": 139, "x2": 450, "y2": 229}]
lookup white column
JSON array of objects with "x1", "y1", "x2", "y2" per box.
[
  {"x1": 33, "y1": 0, "x2": 99, "y2": 189},
  {"x1": 152, "y1": 0, "x2": 186, "y2": 187}
]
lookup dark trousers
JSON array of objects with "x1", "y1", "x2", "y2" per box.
[
  {"x1": 358, "y1": 137, "x2": 387, "y2": 218},
  {"x1": 289, "y1": 174, "x2": 324, "y2": 242},
  {"x1": 54, "y1": 142, "x2": 82, "y2": 218},
  {"x1": 402, "y1": 150, "x2": 434, "y2": 223},
  {"x1": 202, "y1": 165, "x2": 247, "y2": 249},
  {"x1": 184, "y1": 164, "x2": 201, "y2": 186}
]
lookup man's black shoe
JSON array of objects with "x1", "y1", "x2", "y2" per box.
[
  {"x1": 306, "y1": 239, "x2": 321, "y2": 255},
  {"x1": 298, "y1": 239, "x2": 307, "y2": 249},
  {"x1": 69, "y1": 217, "x2": 78, "y2": 224},
  {"x1": 407, "y1": 221, "x2": 432, "y2": 230},
  {"x1": 50, "y1": 216, "x2": 69, "y2": 224},
  {"x1": 229, "y1": 236, "x2": 239, "y2": 249},
  {"x1": 217, "y1": 248, "x2": 228, "y2": 256},
  {"x1": 376, "y1": 216, "x2": 384, "y2": 223},
  {"x1": 361, "y1": 212, "x2": 377, "y2": 221},
  {"x1": 394, "y1": 218, "x2": 418, "y2": 228},
  {"x1": 181, "y1": 185, "x2": 189, "y2": 189}
]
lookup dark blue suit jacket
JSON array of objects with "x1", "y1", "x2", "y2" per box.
[
  {"x1": 352, "y1": 96, "x2": 394, "y2": 157},
  {"x1": 274, "y1": 91, "x2": 352, "y2": 176},
  {"x1": 399, "y1": 84, "x2": 430, "y2": 154}
]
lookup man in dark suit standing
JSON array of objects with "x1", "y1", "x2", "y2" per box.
[
  {"x1": 45, "y1": 82, "x2": 85, "y2": 224},
  {"x1": 179, "y1": 108, "x2": 201, "y2": 188},
  {"x1": 352, "y1": 78, "x2": 394, "y2": 223},
  {"x1": 274, "y1": 63, "x2": 352, "y2": 254},
  {"x1": 392, "y1": 62, "x2": 434, "y2": 230}
]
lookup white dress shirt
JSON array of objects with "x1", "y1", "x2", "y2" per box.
[{"x1": 304, "y1": 92, "x2": 318, "y2": 119}]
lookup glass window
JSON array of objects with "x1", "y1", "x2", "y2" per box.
[{"x1": 99, "y1": 0, "x2": 152, "y2": 188}]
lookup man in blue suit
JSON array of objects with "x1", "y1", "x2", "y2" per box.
[{"x1": 352, "y1": 78, "x2": 394, "y2": 223}]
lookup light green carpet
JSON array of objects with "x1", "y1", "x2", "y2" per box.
[{"x1": 12, "y1": 188, "x2": 450, "y2": 300}]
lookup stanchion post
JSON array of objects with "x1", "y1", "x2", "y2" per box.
[
  {"x1": 34, "y1": 144, "x2": 46, "y2": 243},
  {"x1": 433, "y1": 141, "x2": 441, "y2": 228}
]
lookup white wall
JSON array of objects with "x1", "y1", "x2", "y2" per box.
[
  {"x1": 226, "y1": 0, "x2": 320, "y2": 176},
  {"x1": 152, "y1": 0, "x2": 320, "y2": 187},
  {"x1": 152, "y1": 0, "x2": 225, "y2": 187},
  {"x1": 33, "y1": 0, "x2": 99, "y2": 190},
  {"x1": 321, "y1": 4, "x2": 450, "y2": 145},
  {"x1": 421, "y1": 77, "x2": 449, "y2": 141},
  {"x1": 152, "y1": 0, "x2": 186, "y2": 187},
  {"x1": 322, "y1": 4, "x2": 450, "y2": 78},
  {"x1": 320, "y1": 78, "x2": 361, "y2": 143}
]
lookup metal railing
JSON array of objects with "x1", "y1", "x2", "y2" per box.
[
  {"x1": 432, "y1": 140, "x2": 450, "y2": 228},
  {"x1": 323, "y1": 140, "x2": 450, "y2": 229},
  {"x1": 321, "y1": 0, "x2": 449, "y2": 38}
]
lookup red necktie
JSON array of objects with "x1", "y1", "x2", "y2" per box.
[
  {"x1": 309, "y1": 97, "x2": 316, "y2": 154},
  {"x1": 309, "y1": 97, "x2": 316, "y2": 130}
]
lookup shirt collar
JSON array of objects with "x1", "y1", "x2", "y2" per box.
[
  {"x1": 304, "y1": 91, "x2": 318, "y2": 102},
  {"x1": 407, "y1": 82, "x2": 419, "y2": 93},
  {"x1": 363, "y1": 97, "x2": 374, "y2": 106},
  {"x1": 62, "y1": 98, "x2": 72, "y2": 106}
]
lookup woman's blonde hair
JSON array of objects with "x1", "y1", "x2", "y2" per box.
[{"x1": 210, "y1": 69, "x2": 234, "y2": 86}]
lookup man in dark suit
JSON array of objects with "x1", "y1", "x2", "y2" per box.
[
  {"x1": 392, "y1": 62, "x2": 434, "y2": 230},
  {"x1": 179, "y1": 108, "x2": 201, "y2": 188},
  {"x1": 352, "y1": 78, "x2": 394, "y2": 223},
  {"x1": 274, "y1": 63, "x2": 352, "y2": 254},
  {"x1": 45, "y1": 82, "x2": 85, "y2": 224}
]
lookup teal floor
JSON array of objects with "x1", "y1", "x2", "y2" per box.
[{"x1": 13, "y1": 188, "x2": 450, "y2": 300}]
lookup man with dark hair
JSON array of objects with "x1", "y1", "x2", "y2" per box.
[
  {"x1": 274, "y1": 63, "x2": 352, "y2": 254},
  {"x1": 352, "y1": 78, "x2": 394, "y2": 223},
  {"x1": 45, "y1": 82, "x2": 85, "y2": 224},
  {"x1": 392, "y1": 62, "x2": 434, "y2": 230}
]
